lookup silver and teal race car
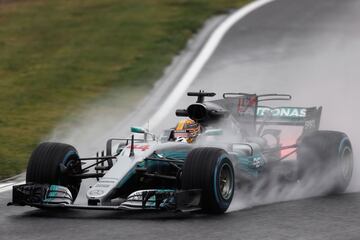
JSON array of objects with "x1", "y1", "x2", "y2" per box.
[{"x1": 9, "y1": 91, "x2": 354, "y2": 214}]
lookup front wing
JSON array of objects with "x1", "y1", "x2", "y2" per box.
[{"x1": 9, "y1": 183, "x2": 202, "y2": 212}]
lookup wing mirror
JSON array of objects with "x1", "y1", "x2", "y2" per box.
[
  {"x1": 130, "y1": 127, "x2": 156, "y2": 141},
  {"x1": 131, "y1": 127, "x2": 146, "y2": 134}
]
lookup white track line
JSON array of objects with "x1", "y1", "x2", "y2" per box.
[
  {"x1": 147, "y1": 0, "x2": 275, "y2": 130},
  {"x1": 0, "y1": 181, "x2": 25, "y2": 193},
  {"x1": 1, "y1": 0, "x2": 274, "y2": 195}
]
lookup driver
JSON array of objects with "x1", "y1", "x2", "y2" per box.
[{"x1": 173, "y1": 119, "x2": 201, "y2": 143}]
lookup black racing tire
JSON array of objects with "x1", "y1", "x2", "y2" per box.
[
  {"x1": 26, "y1": 142, "x2": 82, "y2": 201},
  {"x1": 181, "y1": 147, "x2": 234, "y2": 214},
  {"x1": 297, "y1": 131, "x2": 353, "y2": 194}
]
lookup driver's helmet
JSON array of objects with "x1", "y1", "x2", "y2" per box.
[{"x1": 174, "y1": 119, "x2": 201, "y2": 143}]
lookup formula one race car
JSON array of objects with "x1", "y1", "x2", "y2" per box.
[{"x1": 9, "y1": 91, "x2": 354, "y2": 214}]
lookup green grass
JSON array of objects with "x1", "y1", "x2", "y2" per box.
[{"x1": 0, "y1": 0, "x2": 250, "y2": 179}]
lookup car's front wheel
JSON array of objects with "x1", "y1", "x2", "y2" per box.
[
  {"x1": 181, "y1": 147, "x2": 235, "y2": 214},
  {"x1": 26, "y1": 142, "x2": 82, "y2": 201}
]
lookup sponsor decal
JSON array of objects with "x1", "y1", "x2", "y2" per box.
[
  {"x1": 252, "y1": 156, "x2": 264, "y2": 168},
  {"x1": 237, "y1": 95, "x2": 257, "y2": 114},
  {"x1": 304, "y1": 119, "x2": 316, "y2": 130},
  {"x1": 89, "y1": 189, "x2": 104, "y2": 196},
  {"x1": 127, "y1": 144, "x2": 150, "y2": 151},
  {"x1": 257, "y1": 107, "x2": 306, "y2": 118}
]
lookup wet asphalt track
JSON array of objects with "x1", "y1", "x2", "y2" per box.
[
  {"x1": 1, "y1": 190, "x2": 360, "y2": 240},
  {"x1": 2, "y1": 0, "x2": 360, "y2": 239}
]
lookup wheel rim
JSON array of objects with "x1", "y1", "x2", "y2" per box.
[
  {"x1": 219, "y1": 163, "x2": 233, "y2": 200},
  {"x1": 340, "y1": 146, "x2": 353, "y2": 181}
]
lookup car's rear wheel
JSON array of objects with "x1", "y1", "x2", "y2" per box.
[
  {"x1": 181, "y1": 147, "x2": 235, "y2": 214},
  {"x1": 26, "y1": 142, "x2": 82, "y2": 201},
  {"x1": 297, "y1": 131, "x2": 353, "y2": 194}
]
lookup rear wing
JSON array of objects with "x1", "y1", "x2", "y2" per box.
[
  {"x1": 221, "y1": 93, "x2": 322, "y2": 134},
  {"x1": 256, "y1": 106, "x2": 322, "y2": 131}
]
